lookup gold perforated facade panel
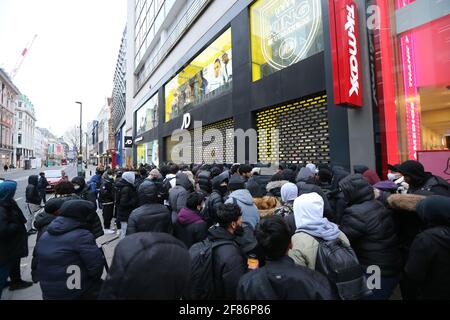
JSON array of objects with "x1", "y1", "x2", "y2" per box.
[
  {"x1": 256, "y1": 93, "x2": 330, "y2": 164},
  {"x1": 165, "y1": 118, "x2": 235, "y2": 163}
]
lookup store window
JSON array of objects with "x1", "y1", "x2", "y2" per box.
[
  {"x1": 136, "y1": 139, "x2": 159, "y2": 167},
  {"x1": 136, "y1": 93, "x2": 159, "y2": 136},
  {"x1": 393, "y1": 13, "x2": 450, "y2": 161},
  {"x1": 250, "y1": 0, "x2": 324, "y2": 82},
  {"x1": 165, "y1": 28, "x2": 232, "y2": 122}
]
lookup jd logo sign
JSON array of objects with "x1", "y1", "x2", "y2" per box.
[
  {"x1": 181, "y1": 113, "x2": 191, "y2": 130},
  {"x1": 124, "y1": 136, "x2": 133, "y2": 148},
  {"x1": 260, "y1": 0, "x2": 321, "y2": 71}
]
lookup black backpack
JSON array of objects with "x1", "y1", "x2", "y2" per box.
[
  {"x1": 312, "y1": 236, "x2": 370, "y2": 300},
  {"x1": 185, "y1": 238, "x2": 234, "y2": 300},
  {"x1": 162, "y1": 176, "x2": 175, "y2": 200}
]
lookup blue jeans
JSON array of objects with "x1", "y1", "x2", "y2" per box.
[
  {"x1": 366, "y1": 273, "x2": 400, "y2": 300},
  {"x1": 0, "y1": 263, "x2": 11, "y2": 300}
]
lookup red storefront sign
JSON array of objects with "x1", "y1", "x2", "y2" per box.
[{"x1": 329, "y1": 0, "x2": 363, "y2": 107}]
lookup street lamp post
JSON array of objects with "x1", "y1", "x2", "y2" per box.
[{"x1": 75, "y1": 101, "x2": 84, "y2": 177}]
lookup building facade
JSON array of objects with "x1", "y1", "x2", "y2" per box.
[
  {"x1": 13, "y1": 94, "x2": 37, "y2": 168},
  {"x1": 0, "y1": 68, "x2": 19, "y2": 167},
  {"x1": 33, "y1": 127, "x2": 47, "y2": 166},
  {"x1": 112, "y1": 27, "x2": 127, "y2": 168},
  {"x1": 125, "y1": 0, "x2": 450, "y2": 176}
]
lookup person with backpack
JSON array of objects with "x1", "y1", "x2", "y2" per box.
[
  {"x1": 98, "y1": 169, "x2": 115, "y2": 234},
  {"x1": 186, "y1": 203, "x2": 246, "y2": 300},
  {"x1": 289, "y1": 192, "x2": 369, "y2": 300},
  {"x1": 25, "y1": 175, "x2": 42, "y2": 235},
  {"x1": 237, "y1": 215, "x2": 336, "y2": 300},
  {"x1": 99, "y1": 233, "x2": 190, "y2": 299},
  {"x1": 168, "y1": 172, "x2": 194, "y2": 224},
  {"x1": 274, "y1": 182, "x2": 297, "y2": 234},
  {"x1": 115, "y1": 172, "x2": 138, "y2": 239},
  {"x1": 174, "y1": 191, "x2": 208, "y2": 248},
  {"x1": 202, "y1": 171, "x2": 229, "y2": 227},
  {"x1": 339, "y1": 174, "x2": 402, "y2": 300},
  {"x1": 126, "y1": 180, "x2": 172, "y2": 235},
  {"x1": 403, "y1": 196, "x2": 450, "y2": 300},
  {"x1": 35, "y1": 200, "x2": 105, "y2": 300}
]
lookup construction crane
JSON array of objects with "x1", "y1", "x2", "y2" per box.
[{"x1": 11, "y1": 34, "x2": 38, "y2": 79}]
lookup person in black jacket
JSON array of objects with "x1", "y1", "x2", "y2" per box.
[
  {"x1": 404, "y1": 196, "x2": 450, "y2": 300},
  {"x1": 115, "y1": 172, "x2": 138, "y2": 239},
  {"x1": 99, "y1": 232, "x2": 190, "y2": 300},
  {"x1": 31, "y1": 182, "x2": 79, "y2": 283},
  {"x1": 237, "y1": 215, "x2": 336, "y2": 300},
  {"x1": 72, "y1": 176, "x2": 98, "y2": 209},
  {"x1": 25, "y1": 175, "x2": 42, "y2": 234},
  {"x1": 396, "y1": 160, "x2": 450, "y2": 197},
  {"x1": 37, "y1": 172, "x2": 49, "y2": 204},
  {"x1": 202, "y1": 171, "x2": 229, "y2": 227},
  {"x1": 0, "y1": 180, "x2": 32, "y2": 297},
  {"x1": 126, "y1": 180, "x2": 172, "y2": 235},
  {"x1": 174, "y1": 191, "x2": 208, "y2": 248},
  {"x1": 134, "y1": 167, "x2": 148, "y2": 189},
  {"x1": 36, "y1": 200, "x2": 105, "y2": 300},
  {"x1": 99, "y1": 170, "x2": 115, "y2": 234},
  {"x1": 339, "y1": 174, "x2": 402, "y2": 300},
  {"x1": 168, "y1": 172, "x2": 194, "y2": 224},
  {"x1": 206, "y1": 203, "x2": 247, "y2": 300}
]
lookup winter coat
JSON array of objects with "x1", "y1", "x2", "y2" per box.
[
  {"x1": 207, "y1": 226, "x2": 247, "y2": 300},
  {"x1": 404, "y1": 196, "x2": 450, "y2": 299},
  {"x1": 37, "y1": 176, "x2": 49, "y2": 191},
  {"x1": 99, "y1": 233, "x2": 190, "y2": 300},
  {"x1": 126, "y1": 204, "x2": 172, "y2": 235},
  {"x1": 36, "y1": 200, "x2": 105, "y2": 300},
  {"x1": 408, "y1": 175, "x2": 450, "y2": 197},
  {"x1": 77, "y1": 185, "x2": 98, "y2": 210},
  {"x1": 173, "y1": 207, "x2": 208, "y2": 248},
  {"x1": 98, "y1": 178, "x2": 114, "y2": 204},
  {"x1": 225, "y1": 189, "x2": 260, "y2": 229},
  {"x1": 253, "y1": 196, "x2": 281, "y2": 217},
  {"x1": 237, "y1": 256, "x2": 336, "y2": 300},
  {"x1": 202, "y1": 172, "x2": 229, "y2": 226},
  {"x1": 197, "y1": 170, "x2": 212, "y2": 194},
  {"x1": 247, "y1": 175, "x2": 272, "y2": 192},
  {"x1": 339, "y1": 174, "x2": 402, "y2": 276},
  {"x1": 115, "y1": 178, "x2": 138, "y2": 223},
  {"x1": 0, "y1": 200, "x2": 28, "y2": 265},
  {"x1": 289, "y1": 232, "x2": 350, "y2": 270},
  {"x1": 168, "y1": 172, "x2": 193, "y2": 223},
  {"x1": 26, "y1": 175, "x2": 41, "y2": 205}
]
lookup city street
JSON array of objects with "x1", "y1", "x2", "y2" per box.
[{"x1": 1, "y1": 164, "x2": 119, "y2": 300}]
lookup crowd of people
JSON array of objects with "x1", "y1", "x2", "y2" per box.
[{"x1": 1, "y1": 159, "x2": 449, "y2": 300}]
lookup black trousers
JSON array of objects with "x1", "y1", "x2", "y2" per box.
[
  {"x1": 102, "y1": 204, "x2": 114, "y2": 229},
  {"x1": 39, "y1": 190, "x2": 46, "y2": 204},
  {"x1": 9, "y1": 258, "x2": 22, "y2": 283}
]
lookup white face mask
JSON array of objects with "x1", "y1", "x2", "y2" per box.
[
  {"x1": 74, "y1": 185, "x2": 80, "y2": 191},
  {"x1": 387, "y1": 173, "x2": 400, "y2": 181}
]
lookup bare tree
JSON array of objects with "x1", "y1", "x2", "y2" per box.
[{"x1": 63, "y1": 125, "x2": 81, "y2": 154}]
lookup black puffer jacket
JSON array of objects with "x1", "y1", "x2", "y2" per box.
[
  {"x1": 408, "y1": 175, "x2": 450, "y2": 197},
  {"x1": 207, "y1": 226, "x2": 247, "y2": 300},
  {"x1": 168, "y1": 172, "x2": 193, "y2": 223},
  {"x1": 404, "y1": 196, "x2": 450, "y2": 299},
  {"x1": 203, "y1": 172, "x2": 229, "y2": 226},
  {"x1": 26, "y1": 175, "x2": 41, "y2": 205},
  {"x1": 237, "y1": 256, "x2": 336, "y2": 300},
  {"x1": 99, "y1": 233, "x2": 190, "y2": 300},
  {"x1": 72, "y1": 177, "x2": 98, "y2": 209},
  {"x1": 0, "y1": 200, "x2": 28, "y2": 265},
  {"x1": 115, "y1": 178, "x2": 138, "y2": 223},
  {"x1": 197, "y1": 170, "x2": 212, "y2": 195},
  {"x1": 339, "y1": 174, "x2": 401, "y2": 276}
]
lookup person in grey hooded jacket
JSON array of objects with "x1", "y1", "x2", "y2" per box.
[{"x1": 168, "y1": 172, "x2": 194, "y2": 224}]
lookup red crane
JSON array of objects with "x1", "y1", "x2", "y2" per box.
[{"x1": 11, "y1": 34, "x2": 38, "y2": 79}]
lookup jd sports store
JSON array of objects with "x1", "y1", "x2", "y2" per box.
[{"x1": 133, "y1": 0, "x2": 388, "y2": 170}]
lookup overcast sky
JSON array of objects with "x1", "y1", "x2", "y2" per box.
[{"x1": 0, "y1": 0, "x2": 127, "y2": 137}]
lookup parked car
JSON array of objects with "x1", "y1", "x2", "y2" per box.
[{"x1": 44, "y1": 170, "x2": 63, "y2": 193}]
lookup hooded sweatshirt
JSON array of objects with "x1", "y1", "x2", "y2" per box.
[
  {"x1": 122, "y1": 172, "x2": 135, "y2": 186},
  {"x1": 293, "y1": 192, "x2": 340, "y2": 241},
  {"x1": 177, "y1": 207, "x2": 203, "y2": 225},
  {"x1": 281, "y1": 183, "x2": 298, "y2": 203},
  {"x1": 225, "y1": 189, "x2": 260, "y2": 229}
]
